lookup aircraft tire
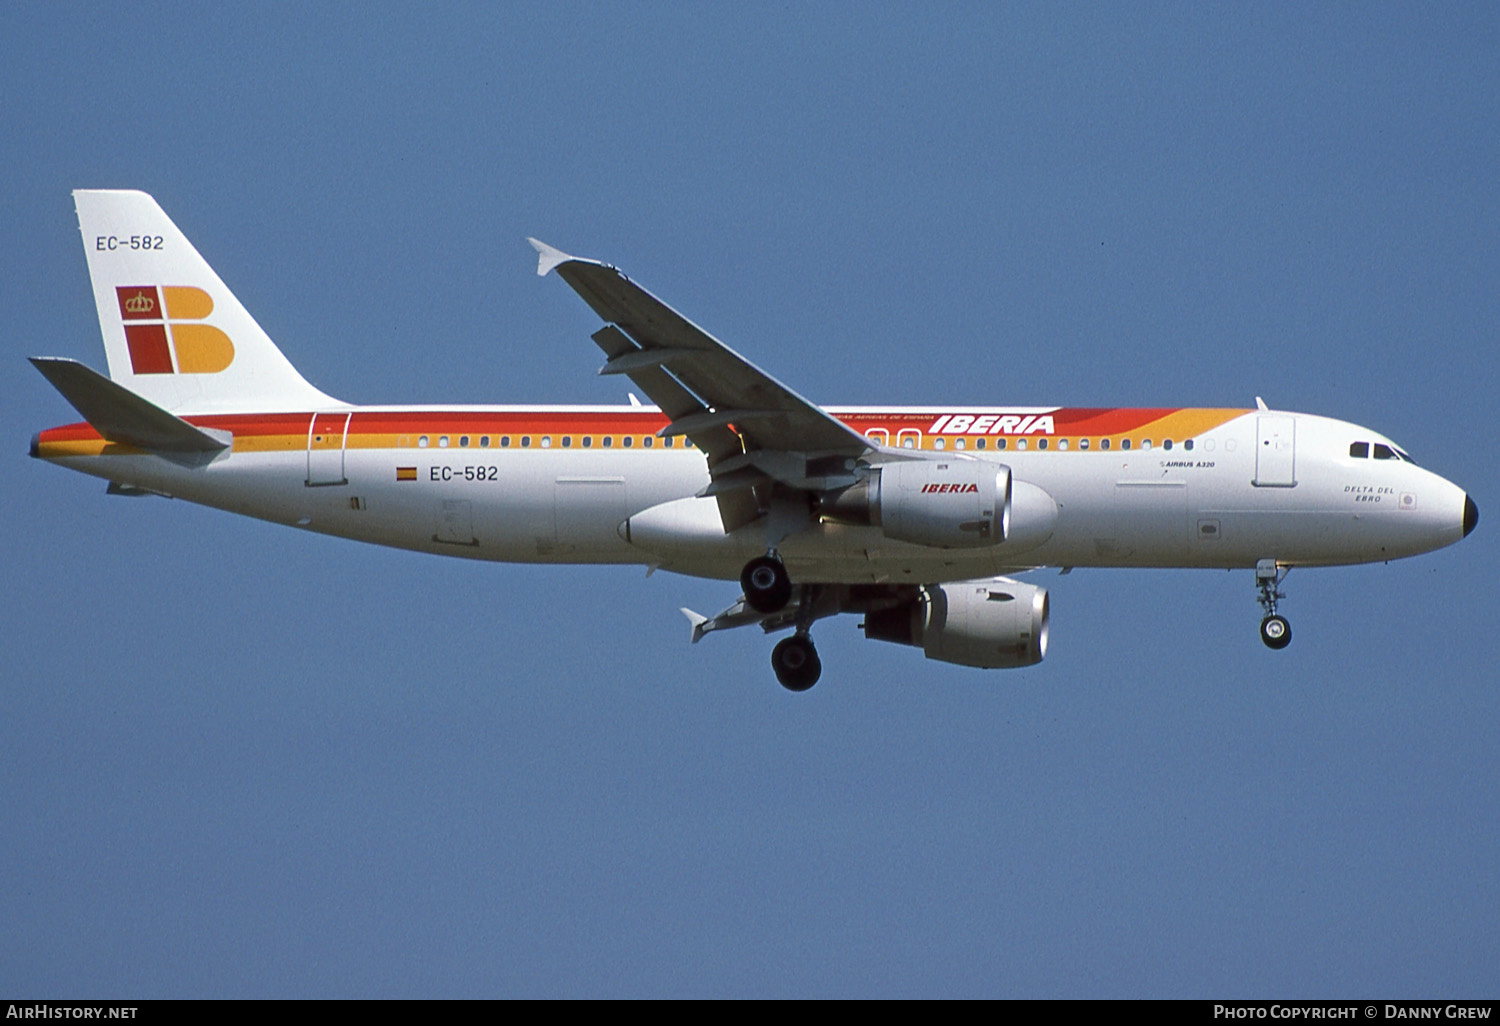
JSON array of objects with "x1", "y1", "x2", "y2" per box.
[
  {"x1": 742, "y1": 555, "x2": 792, "y2": 613},
  {"x1": 1260, "y1": 614, "x2": 1292, "y2": 650},
  {"x1": 772, "y1": 635, "x2": 821, "y2": 691}
]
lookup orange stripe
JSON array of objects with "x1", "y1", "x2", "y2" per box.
[{"x1": 37, "y1": 408, "x2": 1254, "y2": 453}]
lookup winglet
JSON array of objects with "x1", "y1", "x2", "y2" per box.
[
  {"x1": 527, "y1": 238, "x2": 574, "y2": 277},
  {"x1": 680, "y1": 607, "x2": 709, "y2": 644},
  {"x1": 1255, "y1": 396, "x2": 1269, "y2": 411}
]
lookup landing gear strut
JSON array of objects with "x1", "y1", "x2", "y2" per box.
[
  {"x1": 771, "y1": 633, "x2": 821, "y2": 691},
  {"x1": 768, "y1": 583, "x2": 825, "y2": 692},
  {"x1": 741, "y1": 554, "x2": 792, "y2": 613},
  {"x1": 1255, "y1": 558, "x2": 1292, "y2": 650}
]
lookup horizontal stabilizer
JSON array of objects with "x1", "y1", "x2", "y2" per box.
[{"x1": 30, "y1": 357, "x2": 229, "y2": 454}]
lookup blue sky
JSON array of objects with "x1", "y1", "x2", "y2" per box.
[{"x1": 4, "y1": 3, "x2": 1496, "y2": 997}]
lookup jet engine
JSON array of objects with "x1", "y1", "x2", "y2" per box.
[
  {"x1": 862, "y1": 579, "x2": 1049, "y2": 669},
  {"x1": 821, "y1": 460, "x2": 1011, "y2": 548},
  {"x1": 821, "y1": 460, "x2": 1058, "y2": 552}
]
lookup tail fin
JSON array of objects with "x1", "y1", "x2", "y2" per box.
[{"x1": 73, "y1": 190, "x2": 340, "y2": 414}]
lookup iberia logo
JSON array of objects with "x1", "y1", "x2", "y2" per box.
[{"x1": 116, "y1": 286, "x2": 235, "y2": 374}]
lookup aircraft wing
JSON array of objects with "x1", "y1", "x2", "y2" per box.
[{"x1": 530, "y1": 240, "x2": 872, "y2": 469}]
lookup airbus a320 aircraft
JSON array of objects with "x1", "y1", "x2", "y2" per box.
[{"x1": 31, "y1": 191, "x2": 1478, "y2": 690}]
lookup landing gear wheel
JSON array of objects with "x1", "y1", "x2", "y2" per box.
[
  {"x1": 1260, "y1": 614, "x2": 1292, "y2": 650},
  {"x1": 742, "y1": 555, "x2": 792, "y2": 613},
  {"x1": 771, "y1": 635, "x2": 821, "y2": 692}
]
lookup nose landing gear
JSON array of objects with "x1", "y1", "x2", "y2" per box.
[
  {"x1": 1255, "y1": 558, "x2": 1292, "y2": 650},
  {"x1": 741, "y1": 553, "x2": 792, "y2": 613}
]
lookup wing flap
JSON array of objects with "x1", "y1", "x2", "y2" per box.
[{"x1": 588, "y1": 326, "x2": 744, "y2": 463}]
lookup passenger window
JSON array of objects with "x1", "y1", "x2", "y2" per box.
[
  {"x1": 1162, "y1": 439, "x2": 1173, "y2": 451},
  {"x1": 901, "y1": 437, "x2": 915, "y2": 449},
  {"x1": 1121, "y1": 439, "x2": 1131, "y2": 451},
  {"x1": 995, "y1": 438, "x2": 1007, "y2": 450},
  {"x1": 1100, "y1": 438, "x2": 1110, "y2": 451},
  {"x1": 582, "y1": 436, "x2": 592, "y2": 448},
  {"x1": 439, "y1": 435, "x2": 450, "y2": 448},
  {"x1": 541, "y1": 436, "x2": 552, "y2": 448},
  {"x1": 934, "y1": 438, "x2": 946, "y2": 450},
  {"x1": 418, "y1": 435, "x2": 430, "y2": 448},
  {"x1": 1183, "y1": 439, "x2": 1193, "y2": 451},
  {"x1": 643, "y1": 436, "x2": 653, "y2": 448},
  {"x1": 480, "y1": 436, "x2": 491, "y2": 448},
  {"x1": 460, "y1": 435, "x2": 470, "y2": 447},
  {"x1": 521, "y1": 436, "x2": 531, "y2": 448},
  {"x1": 562, "y1": 436, "x2": 572, "y2": 448},
  {"x1": 1141, "y1": 439, "x2": 1152, "y2": 451},
  {"x1": 623, "y1": 437, "x2": 633, "y2": 448},
  {"x1": 1037, "y1": 438, "x2": 1048, "y2": 450},
  {"x1": 1016, "y1": 439, "x2": 1027, "y2": 451},
  {"x1": 1057, "y1": 439, "x2": 1068, "y2": 451},
  {"x1": 1350, "y1": 441, "x2": 1369, "y2": 458},
  {"x1": 975, "y1": 438, "x2": 986, "y2": 450},
  {"x1": 663, "y1": 437, "x2": 673, "y2": 448},
  {"x1": 501, "y1": 436, "x2": 511, "y2": 448},
  {"x1": 954, "y1": 438, "x2": 965, "y2": 450},
  {"x1": 1373, "y1": 443, "x2": 1396, "y2": 460},
  {"x1": 1079, "y1": 438, "x2": 1089, "y2": 450}
]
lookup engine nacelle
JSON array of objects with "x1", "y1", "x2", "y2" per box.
[
  {"x1": 863, "y1": 579, "x2": 1049, "y2": 669},
  {"x1": 824, "y1": 460, "x2": 1012, "y2": 548}
]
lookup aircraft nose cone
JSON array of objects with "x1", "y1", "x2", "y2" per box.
[{"x1": 1463, "y1": 494, "x2": 1479, "y2": 538}]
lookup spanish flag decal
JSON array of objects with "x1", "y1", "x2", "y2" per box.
[{"x1": 396, "y1": 467, "x2": 417, "y2": 481}]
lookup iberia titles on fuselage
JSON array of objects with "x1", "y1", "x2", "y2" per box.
[{"x1": 29, "y1": 190, "x2": 1477, "y2": 691}]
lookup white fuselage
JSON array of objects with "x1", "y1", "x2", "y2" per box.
[{"x1": 35, "y1": 405, "x2": 1472, "y2": 583}]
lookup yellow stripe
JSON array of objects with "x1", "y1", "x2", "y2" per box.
[{"x1": 231, "y1": 433, "x2": 306, "y2": 454}]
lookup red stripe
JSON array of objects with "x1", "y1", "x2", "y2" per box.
[{"x1": 40, "y1": 408, "x2": 1241, "y2": 444}]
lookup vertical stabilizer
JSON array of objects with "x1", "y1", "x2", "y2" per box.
[{"x1": 74, "y1": 190, "x2": 340, "y2": 413}]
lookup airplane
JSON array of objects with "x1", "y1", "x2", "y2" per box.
[{"x1": 30, "y1": 190, "x2": 1479, "y2": 691}]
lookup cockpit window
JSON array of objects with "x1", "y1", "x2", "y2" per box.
[{"x1": 1351, "y1": 439, "x2": 1416, "y2": 464}]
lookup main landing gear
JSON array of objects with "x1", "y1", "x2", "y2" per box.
[
  {"x1": 771, "y1": 633, "x2": 821, "y2": 691},
  {"x1": 740, "y1": 554, "x2": 823, "y2": 691},
  {"x1": 1255, "y1": 558, "x2": 1292, "y2": 650}
]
